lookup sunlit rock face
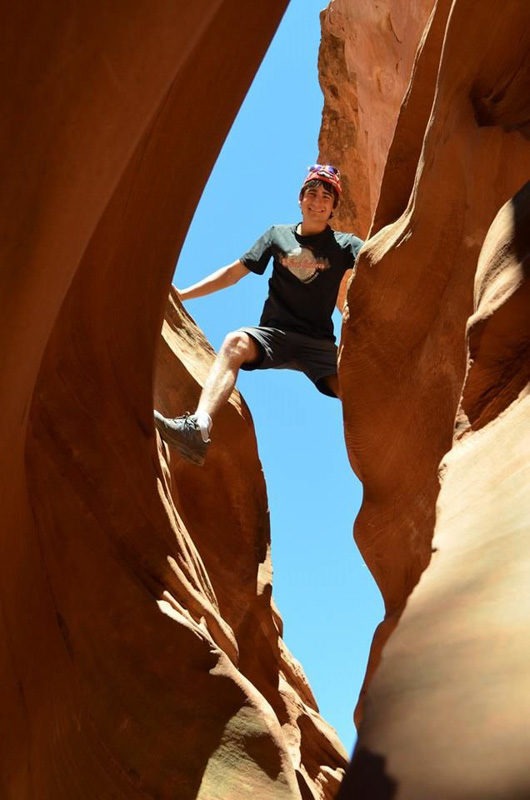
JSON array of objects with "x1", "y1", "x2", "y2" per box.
[
  {"x1": 318, "y1": 0, "x2": 530, "y2": 797},
  {"x1": 1, "y1": 3, "x2": 346, "y2": 799},
  {"x1": 154, "y1": 293, "x2": 348, "y2": 800},
  {"x1": 5, "y1": 0, "x2": 529, "y2": 795},
  {"x1": 319, "y1": 0, "x2": 437, "y2": 237}
]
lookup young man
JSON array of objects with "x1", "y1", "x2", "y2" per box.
[{"x1": 155, "y1": 164, "x2": 363, "y2": 465}]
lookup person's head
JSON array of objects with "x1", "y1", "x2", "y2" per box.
[{"x1": 299, "y1": 164, "x2": 342, "y2": 210}]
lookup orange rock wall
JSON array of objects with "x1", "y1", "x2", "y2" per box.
[
  {"x1": 1, "y1": 3, "x2": 346, "y2": 799},
  {"x1": 318, "y1": 0, "x2": 437, "y2": 236},
  {"x1": 344, "y1": 186, "x2": 530, "y2": 799},
  {"x1": 4, "y1": 1, "x2": 530, "y2": 798},
  {"x1": 155, "y1": 293, "x2": 348, "y2": 799},
  {"x1": 317, "y1": 0, "x2": 530, "y2": 797}
]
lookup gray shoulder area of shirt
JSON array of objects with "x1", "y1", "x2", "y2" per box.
[
  {"x1": 333, "y1": 229, "x2": 363, "y2": 240},
  {"x1": 269, "y1": 223, "x2": 297, "y2": 232}
]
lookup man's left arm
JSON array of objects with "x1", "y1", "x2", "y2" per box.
[
  {"x1": 336, "y1": 268, "x2": 353, "y2": 312},
  {"x1": 335, "y1": 235, "x2": 364, "y2": 311}
]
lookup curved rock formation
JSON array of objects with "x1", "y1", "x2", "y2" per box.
[
  {"x1": 317, "y1": 0, "x2": 530, "y2": 797},
  {"x1": 339, "y1": 183, "x2": 530, "y2": 800},
  {"x1": 155, "y1": 292, "x2": 348, "y2": 799},
  {"x1": 1, "y1": 3, "x2": 346, "y2": 799},
  {"x1": 4, "y1": 0, "x2": 530, "y2": 797}
]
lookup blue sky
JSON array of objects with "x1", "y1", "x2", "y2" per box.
[{"x1": 176, "y1": 0, "x2": 384, "y2": 755}]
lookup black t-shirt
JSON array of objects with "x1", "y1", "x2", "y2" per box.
[{"x1": 240, "y1": 224, "x2": 363, "y2": 341}]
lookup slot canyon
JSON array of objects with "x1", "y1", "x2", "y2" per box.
[{"x1": 1, "y1": 1, "x2": 529, "y2": 798}]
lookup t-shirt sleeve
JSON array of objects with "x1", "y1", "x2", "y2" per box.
[
  {"x1": 348, "y1": 235, "x2": 364, "y2": 266},
  {"x1": 240, "y1": 227, "x2": 275, "y2": 275},
  {"x1": 340, "y1": 234, "x2": 363, "y2": 271}
]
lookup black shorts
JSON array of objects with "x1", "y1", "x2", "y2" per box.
[{"x1": 238, "y1": 326, "x2": 338, "y2": 397}]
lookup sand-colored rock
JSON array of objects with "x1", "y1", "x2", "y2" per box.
[
  {"x1": 324, "y1": 0, "x2": 529, "y2": 688},
  {"x1": 338, "y1": 184, "x2": 530, "y2": 797},
  {"x1": 4, "y1": 0, "x2": 530, "y2": 796},
  {"x1": 460, "y1": 182, "x2": 530, "y2": 433},
  {"x1": 318, "y1": 0, "x2": 437, "y2": 237},
  {"x1": 0, "y1": 3, "x2": 346, "y2": 798},
  {"x1": 316, "y1": 0, "x2": 530, "y2": 796},
  {"x1": 156, "y1": 292, "x2": 348, "y2": 799}
]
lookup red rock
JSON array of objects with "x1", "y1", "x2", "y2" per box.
[
  {"x1": 319, "y1": 0, "x2": 530, "y2": 796},
  {"x1": 1, "y1": 3, "x2": 346, "y2": 798},
  {"x1": 319, "y1": 0, "x2": 437, "y2": 237},
  {"x1": 4, "y1": 0, "x2": 529, "y2": 796},
  {"x1": 340, "y1": 184, "x2": 530, "y2": 798},
  {"x1": 460, "y1": 183, "x2": 530, "y2": 432},
  {"x1": 156, "y1": 292, "x2": 348, "y2": 798}
]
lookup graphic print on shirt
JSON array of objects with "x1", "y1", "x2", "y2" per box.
[{"x1": 279, "y1": 246, "x2": 331, "y2": 284}]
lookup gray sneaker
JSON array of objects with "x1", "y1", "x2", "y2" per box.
[{"x1": 153, "y1": 411, "x2": 209, "y2": 466}]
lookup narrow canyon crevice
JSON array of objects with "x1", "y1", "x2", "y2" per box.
[{"x1": 1, "y1": 2, "x2": 529, "y2": 799}]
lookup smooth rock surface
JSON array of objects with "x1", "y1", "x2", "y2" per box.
[
  {"x1": 339, "y1": 182, "x2": 530, "y2": 799},
  {"x1": 4, "y1": 0, "x2": 530, "y2": 797},
  {"x1": 1, "y1": 3, "x2": 346, "y2": 798},
  {"x1": 319, "y1": 0, "x2": 530, "y2": 797},
  {"x1": 319, "y1": 0, "x2": 436, "y2": 237}
]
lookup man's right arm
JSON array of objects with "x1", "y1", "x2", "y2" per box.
[{"x1": 177, "y1": 260, "x2": 250, "y2": 301}]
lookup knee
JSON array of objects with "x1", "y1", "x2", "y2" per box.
[{"x1": 219, "y1": 331, "x2": 256, "y2": 366}]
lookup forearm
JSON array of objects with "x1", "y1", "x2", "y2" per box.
[
  {"x1": 178, "y1": 260, "x2": 249, "y2": 301},
  {"x1": 336, "y1": 268, "x2": 353, "y2": 312}
]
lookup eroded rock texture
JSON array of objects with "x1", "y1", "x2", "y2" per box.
[
  {"x1": 1, "y1": 3, "x2": 346, "y2": 799},
  {"x1": 4, "y1": 0, "x2": 530, "y2": 797},
  {"x1": 317, "y1": 0, "x2": 530, "y2": 797},
  {"x1": 319, "y1": 0, "x2": 437, "y2": 237}
]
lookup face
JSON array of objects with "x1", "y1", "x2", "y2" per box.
[{"x1": 300, "y1": 183, "x2": 335, "y2": 225}]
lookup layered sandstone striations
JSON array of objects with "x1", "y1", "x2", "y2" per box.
[
  {"x1": 1, "y1": 3, "x2": 346, "y2": 799},
  {"x1": 317, "y1": 0, "x2": 530, "y2": 797}
]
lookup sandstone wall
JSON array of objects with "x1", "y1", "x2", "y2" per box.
[
  {"x1": 318, "y1": 0, "x2": 437, "y2": 237},
  {"x1": 317, "y1": 0, "x2": 530, "y2": 797},
  {"x1": 4, "y1": 1, "x2": 530, "y2": 797},
  {"x1": 0, "y1": 3, "x2": 346, "y2": 798}
]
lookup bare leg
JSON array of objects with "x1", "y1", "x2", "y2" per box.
[{"x1": 196, "y1": 331, "x2": 260, "y2": 419}]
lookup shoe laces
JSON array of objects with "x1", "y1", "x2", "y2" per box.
[{"x1": 181, "y1": 412, "x2": 200, "y2": 431}]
